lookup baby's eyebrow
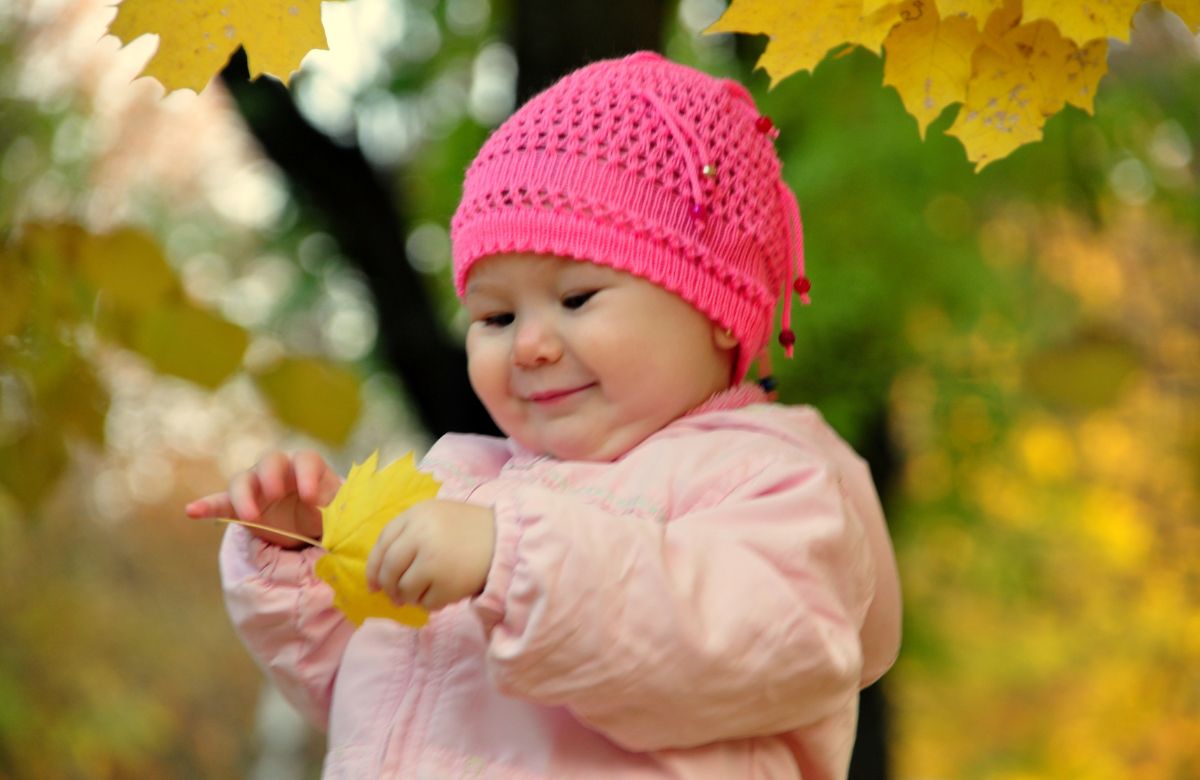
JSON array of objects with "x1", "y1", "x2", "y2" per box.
[{"x1": 463, "y1": 282, "x2": 504, "y2": 297}]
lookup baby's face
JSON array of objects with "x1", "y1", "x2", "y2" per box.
[{"x1": 463, "y1": 253, "x2": 735, "y2": 461}]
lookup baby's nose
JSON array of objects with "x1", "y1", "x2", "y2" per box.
[{"x1": 512, "y1": 318, "x2": 563, "y2": 367}]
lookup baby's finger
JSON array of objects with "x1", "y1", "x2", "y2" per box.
[
  {"x1": 374, "y1": 535, "x2": 419, "y2": 602},
  {"x1": 185, "y1": 492, "x2": 235, "y2": 519},
  {"x1": 295, "y1": 449, "x2": 339, "y2": 506},
  {"x1": 228, "y1": 470, "x2": 264, "y2": 521},
  {"x1": 315, "y1": 467, "x2": 342, "y2": 506},
  {"x1": 365, "y1": 516, "x2": 407, "y2": 587},
  {"x1": 255, "y1": 451, "x2": 296, "y2": 507},
  {"x1": 418, "y1": 581, "x2": 448, "y2": 612},
  {"x1": 396, "y1": 556, "x2": 433, "y2": 607}
]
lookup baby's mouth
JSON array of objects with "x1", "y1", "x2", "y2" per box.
[{"x1": 525, "y1": 383, "x2": 597, "y2": 404}]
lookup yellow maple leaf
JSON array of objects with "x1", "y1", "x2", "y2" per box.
[
  {"x1": 935, "y1": 0, "x2": 1001, "y2": 22},
  {"x1": 1161, "y1": 0, "x2": 1200, "y2": 30},
  {"x1": 313, "y1": 451, "x2": 442, "y2": 628},
  {"x1": 947, "y1": 43, "x2": 1045, "y2": 170},
  {"x1": 107, "y1": 0, "x2": 331, "y2": 94},
  {"x1": 983, "y1": 0, "x2": 1023, "y2": 38},
  {"x1": 708, "y1": 0, "x2": 907, "y2": 84},
  {"x1": 1006, "y1": 21, "x2": 1082, "y2": 116},
  {"x1": 883, "y1": 3, "x2": 981, "y2": 137},
  {"x1": 1022, "y1": 0, "x2": 1142, "y2": 44},
  {"x1": 1061, "y1": 38, "x2": 1108, "y2": 113},
  {"x1": 855, "y1": 3, "x2": 912, "y2": 53},
  {"x1": 948, "y1": 16, "x2": 1102, "y2": 170}
]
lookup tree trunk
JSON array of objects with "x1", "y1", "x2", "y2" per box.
[
  {"x1": 220, "y1": 50, "x2": 495, "y2": 438},
  {"x1": 848, "y1": 412, "x2": 899, "y2": 780},
  {"x1": 512, "y1": 0, "x2": 669, "y2": 102}
]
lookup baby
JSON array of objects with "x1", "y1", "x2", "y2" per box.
[{"x1": 187, "y1": 51, "x2": 901, "y2": 778}]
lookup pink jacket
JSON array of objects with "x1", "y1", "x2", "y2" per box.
[{"x1": 221, "y1": 388, "x2": 902, "y2": 779}]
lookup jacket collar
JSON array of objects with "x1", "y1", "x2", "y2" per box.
[{"x1": 684, "y1": 383, "x2": 769, "y2": 417}]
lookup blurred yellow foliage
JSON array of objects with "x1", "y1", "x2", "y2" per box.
[
  {"x1": 253, "y1": 356, "x2": 364, "y2": 446},
  {"x1": 1079, "y1": 486, "x2": 1150, "y2": 569},
  {"x1": 890, "y1": 205, "x2": 1199, "y2": 779},
  {"x1": 1016, "y1": 420, "x2": 1076, "y2": 482},
  {"x1": 0, "y1": 222, "x2": 363, "y2": 511},
  {"x1": 78, "y1": 227, "x2": 176, "y2": 312},
  {"x1": 132, "y1": 302, "x2": 250, "y2": 389},
  {"x1": 0, "y1": 468, "x2": 271, "y2": 778}
]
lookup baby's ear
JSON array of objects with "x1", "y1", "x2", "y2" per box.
[{"x1": 712, "y1": 324, "x2": 738, "y2": 351}]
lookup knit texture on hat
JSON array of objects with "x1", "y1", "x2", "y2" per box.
[{"x1": 451, "y1": 51, "x2": 802, "y2": 381}]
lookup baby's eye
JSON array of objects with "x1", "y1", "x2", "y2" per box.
[
  {"x1": 482, "y1": 312, "x2": 514, "y2": 327},
  {"x1": 562, "y1": 291, "x2": 597, "y2": 310}
]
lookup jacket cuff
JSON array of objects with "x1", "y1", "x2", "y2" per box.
[
  {"x1": 220, "y1": 523, "x2": 325, "y2": 589},
  {"x1": 471, "y1": 495, "x2": 523, "y2": 628}
]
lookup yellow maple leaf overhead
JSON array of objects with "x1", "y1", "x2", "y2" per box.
[
  {"x1": 1060, "y1": 40, "x2": 1109, "y2": 112},
  {"x1": 945, "y1": 37, "x2": 1049, "y2": 168},
  {"x1": 708, "y1": 0, "x2": 1200, "y2": 169},
  {"x1": 946, "y1": 17, "x2": 1109, "y2": 168},
  {"x1": 935, "y1": 0, "x2": 1002, "y2": 21},
  {"x1": 313, "y1": 451, "x2": 442, "y2": 628},
  {"x1": 883, "y1": 4, "x2": 981, "y2": 137},
  {"x1": 708, "y1": 0, "x2": 907, "y2": 83},
  {"x1": 1022, "y1": 0, "x2": 1142, "y2": 44},
  {"x1": 107, "y1": 0, "x2": 332, "y2": 94}
]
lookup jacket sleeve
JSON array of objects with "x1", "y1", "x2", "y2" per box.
[
  {"x1": 471, "y1": 451, "x2": 878, "y2": 751},
  {"x1": 220, "y1": 524, "x2": 356, "y2": 731}
]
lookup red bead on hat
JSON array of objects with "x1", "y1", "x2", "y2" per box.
[{"x1": 755, "y1": 114, "x2": 780, "y2": 139}]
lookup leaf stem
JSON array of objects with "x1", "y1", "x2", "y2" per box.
[{"x1": 214, "y1": 518, "x2": 325, "y2": 549}]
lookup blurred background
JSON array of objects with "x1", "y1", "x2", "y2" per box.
[{"x1": 0, "y1": 0, "x2": 1196, "y2": 778}]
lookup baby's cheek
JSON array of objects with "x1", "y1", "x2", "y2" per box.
[{"x1": 466, "y1": 345, "x2": 503, "y2": 394}]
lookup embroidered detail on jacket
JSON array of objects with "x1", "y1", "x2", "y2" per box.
[
  {"x1": 418, "y1": 456, "x2": 491, "y2": 499},
  {"x1": 519, "y1": 467, "x2": 665, "y2": 520}
]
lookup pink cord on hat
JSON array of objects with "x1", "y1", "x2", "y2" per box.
[
  {"x1": 776, "y1": 179, "x2": 810, "y2": 358},
  {"x1": 636, "y1": 89, "x2": 712, "y2": 222}
]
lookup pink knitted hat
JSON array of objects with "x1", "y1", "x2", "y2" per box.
[{"x1": 451, "y1": 51, "x2": 809, "y2": 382}]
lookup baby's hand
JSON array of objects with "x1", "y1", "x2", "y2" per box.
[
  {"x1": 364, "y1": 500, "x2": 496, "y2": 611},
  {"x1": 185, "y1": 450, "x2": 341, "y2": 549}
]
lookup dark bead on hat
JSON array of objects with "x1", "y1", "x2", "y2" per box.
[
  {"x1": 778, "y1": 329, "x2": 796, "y2": 347},
  {"x1": 758, "y1": 375, "x2": 778, "y2": 393},
  {"x1": 755, "y1": 115, "x2": 775, "y2": 134}
]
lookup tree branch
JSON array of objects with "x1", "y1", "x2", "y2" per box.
[{"x1": 219, "y1": 50, "x2": 496, "y2": 438}]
